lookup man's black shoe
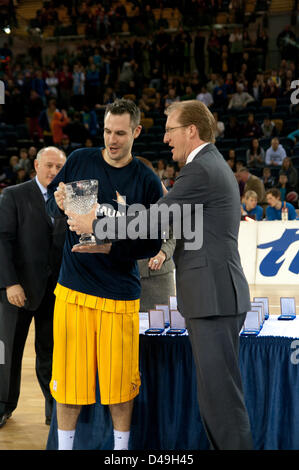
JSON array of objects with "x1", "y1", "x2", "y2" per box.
[{"x1": 0, "y1": 412, "x2": 12, "y2": 428}]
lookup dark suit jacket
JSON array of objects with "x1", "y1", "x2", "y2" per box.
[
  {"x1": 94, "y1": 143, "x2": 251, "y2": 319},
  {"x1": 0, "y1": 179, "x2": 66, "y2": 311}
]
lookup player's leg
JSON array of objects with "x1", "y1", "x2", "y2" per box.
[
  {"x1": 50, "y1": 285, "x2": 98, "y2": 450},
  {"x1": 97, "y1": 299, "x2": 140, "y2": 450},
  {"x1": 109, "y1": 399, "x2": 134, "y2": 450},
  {"x1": 56, "y1": 403, "x2": 82, "y2": 450}
]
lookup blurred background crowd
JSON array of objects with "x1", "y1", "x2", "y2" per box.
[{"x1": 0, "y1": 0, "x2": 298, "y2": 209}]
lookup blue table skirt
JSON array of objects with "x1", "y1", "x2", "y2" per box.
[{"x1": 46, "y1": 335, "x2": 299, "y2": 450}]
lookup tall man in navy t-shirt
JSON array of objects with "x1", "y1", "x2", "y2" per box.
[{"x1": 46, "y1": 99, "x2": 162, "y2": 450}]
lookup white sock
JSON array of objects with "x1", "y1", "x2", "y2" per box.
[
  {"x1": 113, "y1": 430, "x2": 130, "y2": 450},
  {"x1": 57, "y1": 429, "x2": 75, "y2": 450}
]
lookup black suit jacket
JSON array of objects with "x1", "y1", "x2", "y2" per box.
[
  {"x1": 93, "y1": 143, "x2": 251, "y2": 318},
  {"x1": 0, "y1": 179, "x2": 66, "y2": 310}
]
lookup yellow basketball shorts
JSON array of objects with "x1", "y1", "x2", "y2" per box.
[{"x1": 50, "y1": 284, "x2": 141, "y2": 405}]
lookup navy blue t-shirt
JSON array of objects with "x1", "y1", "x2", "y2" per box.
[{"x1": 46, "y1": 148, "x2": 163, "y2": 300}]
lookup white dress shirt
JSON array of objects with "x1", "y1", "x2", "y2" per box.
[
  {"x1": 186, "y1": 143, "x2": 209, "y2": 165},
  {"x1": 35, "y1": 176, "x2": 48, "y2": 201}
]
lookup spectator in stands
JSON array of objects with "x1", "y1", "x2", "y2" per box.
[
  {"x1": 45, "y1": 70, "x2": 59, "y2": 98},
  {"x1": 207, "y1": 29, "x2": 221, "y2": 73},
  {"x1": 269, "y1": 70, "x2": 282, "y2": 88},
  {"x1": 229, "y1": 27, "x2": 243, "y2": 72},
  {"x1": 28, "y1": 89, "x2": 44, "y2": 141},
  {"x1": 226, "y1": 158, "x2": 235, "y2": 171},
  {"x1": 51, "y1": 110, "x2": 70, "y2": 146},
  {"x1": 266, "y1": 188, "x2": 297, "y2": 220},
  {"x1": 59, "y1": 135, "x2": 72, "y2": 157},
  {"x1": 15, "y1": 148, "x2": 32, "y2": 175},
  {"x1": 279, "y1": 157, "x2": 298, "y2": 191},
  {"x1": 85, "y1": 62, "x2": 101, "y2": 106},
  {"x1": 72, "y1": 63, "x2": 85, "y2": 110},
  {"x1": 228, "y1": 149, "x2": 236, "y2": 164},
  {"x1": 3, "y1": 156, "x2": 18, "y2": 186},
  {"x1": 100, "y1": 86, "x2": 117, "y2": 107},
  {"x1": 261, "y1": 166, "x2": 276, "y2": 190},
  {"x1": 262, "y1": 78, "x2": 279, "y2": 99},
  {"x1": 243, "y1": 113, "x2": 261, "y2": 139},
  {"x1": 82, "y1": 105, "x2": 99, "y2": 138},
  {"x1": 28, "y1": 146, "x2": 38, "y2": 164},
  {"x1": 196, "y1": 85, "x2": 213, "y2": 108},
  {"x1": 163, "y1": 163, "x2": 176, "y2": 190},
  {"x1": 220, "y1": 45, "x2": 230, "y2": 75},
  {"x1": 31, "y1": 69, "x2": 49, "y2": 105},
  {"x1": 224, "y1": 72, "x2": 235, "y2": 96},
  {"x1": 164, "y1": 87, "x2": 180, "y2": 109},
  {"x1": 213, "y1": 112, "x2": 225, "y2": 139},
  {"x1": 38, "y1": 98, "x2": 58, "y2": 145},
  {"x1": 58, "y1": 64, "x2": 73, "y2": 109},
  {"x1": 241, "y1": 190, "x2": 263, "y2": 221},
  {"x1": 180, "y1": 85, "x2": 196, "y2": 102},
  {"x1": 138, "y1": 92, "x2": 155, "y2": 114},
  {"x1": 64, "y1": 111, "x2": 89, "y2": 144},
  {"x1": 238, "y1": 167, "x2": 266, "y2": 206},
  {"x1": 194, "y1": 30, "x2": 206, "y2": 81},
  {"x1": 213, "y1": 76, "x2": 228, "y2": 109},
  {"x1": 206, "y1": 73, "x2": 219, "y2": 95},
  {"x1": 265, "y1": 137, "x2": 287, "y2": 166},
  {"x1": 156, "y1": 159, "x2": 167, "y2": 180},
  {"x1": 287, "y1": 121, "x2": 299, "y2": 144},
  {"x1": 224, "y1": 115, "x2": 242, "y2": 139},
  {"x1": 276, "y1": 173, "x2": 292, "y2": 202},
  {"x1": 246, "y1": 138, "x2": 265, "y2": 168},
  {"x1": 227, "y1": 84, "x2": 255, "y2": 110},
  {"x1": 276, "y1": 25, "x2": 297, "y2": 61},
  {"x1": 261, "y1": 116, "x2": 277, "y2": 138},
  {"x1": 251, "y1": 79, "x2": 263, "y2": 103},
  {"x1": 256, "y1": 29, "x2": 268, "y2": 69},
  {"x1": 15, "y1": 168, "x2": 28, "y2": 185}
]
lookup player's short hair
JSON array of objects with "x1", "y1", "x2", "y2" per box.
[{"x1": 104, "y1": 98, "x2": 141, "y2": 130}]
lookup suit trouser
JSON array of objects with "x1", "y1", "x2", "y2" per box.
[
  {"x1": 186, "y1": 313, "x2": 253, "y2": 450},
  {"x1": 0, "y1": 286, "x2": 55, "y2": 418}
]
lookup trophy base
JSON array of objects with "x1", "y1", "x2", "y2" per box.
[{"x1": 78, "y1": 234, "x2": 96, "y2": 246}]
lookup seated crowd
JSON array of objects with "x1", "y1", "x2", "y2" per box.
[{"x1": 0, "y1": 13, "x2": 298, "y2": 222}]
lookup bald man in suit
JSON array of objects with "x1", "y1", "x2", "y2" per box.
[{"x1": 0, "y1": 147, "x2": 66, "y2": 428}]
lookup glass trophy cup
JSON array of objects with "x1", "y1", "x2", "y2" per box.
[{"x1": 64, "y1": 179, "x2": 98, "y2": 246}]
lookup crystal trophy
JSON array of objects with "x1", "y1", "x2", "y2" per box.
[{"x1": 64, "y1": 179, "x2": 98, "y2": 246}]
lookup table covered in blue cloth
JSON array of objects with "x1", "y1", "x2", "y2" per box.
[{"x1": 46, "y1": 317, "x2": 299, "y2": 450}]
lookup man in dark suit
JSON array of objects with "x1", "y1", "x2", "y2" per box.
[
  {"x1": 66, "y1": 100, "x2": 253, "y2": 450},
  {"x1": 0, "y1": 146, "x2": 66, "y2": 428}
]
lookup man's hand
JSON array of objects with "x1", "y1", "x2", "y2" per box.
[
  {"x1": 6, "y1": 284, "x2": 26, "y2": 308},
  {"x1": 71, "y1": 243, "x2": 112, "y2": 254},
  {"x1": 148, "y1": 250, "x2": 166, "y2": 271},
  {"x1": 65, "y1": 204, "x2": 97, "y2": 235},
  {"x1": 54, "y1": 182, "x2": 66, "y2": 211}
]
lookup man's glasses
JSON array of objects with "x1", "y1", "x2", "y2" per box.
[{"x1": 164, "y1": 125, "x2": 189, "y2": 134}]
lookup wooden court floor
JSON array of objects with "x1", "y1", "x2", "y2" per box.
[{"x1": 0, "y1": 284, "x2": 298, "y2": 451}]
